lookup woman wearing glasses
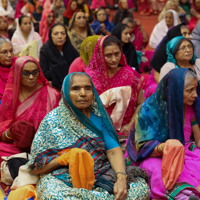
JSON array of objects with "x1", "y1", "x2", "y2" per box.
[
  {"x1": 0, "y1": 37, "x2": 16, "y2": 104},
  {"x1": 0, "y1": 56, "x2": 60, "y2": 164},
  {"x1": 159, "y1": 36, "x2": 200, "y2": 81}
]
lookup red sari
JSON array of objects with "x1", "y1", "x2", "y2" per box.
[
  {"x1": 86, "y1": 36, "x2": 144, "y2": 135},
  {"x1": 0, "y1": 56, "x2": 60, "y2": 164}
]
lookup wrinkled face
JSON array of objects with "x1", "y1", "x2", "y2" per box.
[
  {"x1": 195, "y1": 0, "x2": 200, "y2": 8},
  {"x1": 183, "y1": 78, "x2": 198, "y2": 105},
  {"x1": 121, "y1": 27, "x2": 131, "y2": 44},
  {"x1": 165, "y1": 12, "x2": 174, "y2": 28},
  {"x1": 20, "y1": 61, "x2": 39, "y2": 88},
  {"x1": 0, "y1": 42, "x2": 13, "y2": 67},
  {"x1": 0, "y1": 17, "x2": 7, "y2": 31},
  {"x1": 47, "y1": 11, "x2": 54, "y2": 25},
  {"x1": 104, "y1": 44, "x2": 121, "y2": 69},
  {"x1": 19, "y1": 17, "x2": 32, "y2": 34},
  {"x1": 2, "y1": 0, "x2": 7, "y2": 10},
  {"x1": 126, "y1": 22, "x2": 134, "y2": 33},
  {"x1": 175, "y1": 40, "x2": 193, "y2": 63},
  {"x1": 51, "y1": 25, "x2": 66, "y2": 47},
  {"x1": 69, "y1": 75, "x2": 93, "y2": 111},
  {"x1": 121, "y1": 0, "x2": 128, "y2": 9},
  {"x1": 77, "y1": 0, "x2": 83, "y2": 4},
  {"x1": 55, "y1": 0, "x2": 61, "y2": 8},
  {"x1": 181, "y1": 27, "x2": 191, "y2": 40},
  {"x1": 70, "y1": 1, "x2": 77, "y2": 10},
  {"x1": 74, "y1": 12, "x2": 87, "y2": 28},
  {"x1": 96, "y1": 9, "x2": 106, "y2": 23}
]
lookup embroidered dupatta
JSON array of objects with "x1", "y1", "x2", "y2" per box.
[
  {"x1": 86, "y1": 36, "x2": 144, "y2": 133},
  {"x1": 27, "y1": 72, "x2": 119, "y2": 186},
  {"x1": 0, "y1": 56, "x2": 60, "y2": 136}
]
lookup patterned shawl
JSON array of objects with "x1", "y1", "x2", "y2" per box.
[
  {"x1": 127, "y1": 68, "x2": 193, "y2": 162},
  {"x1": 86, "y1": 36, "x2": 144, "y2": 131},
  {"x1": 166, "y1": 36, "x2": 196, "y2": 68},
  {"x1": 0, "y1": 56, "x2": 60, "y2": 136},
  {"x1": 27, "y1": 72, "x2": 119, "y2": 186}
]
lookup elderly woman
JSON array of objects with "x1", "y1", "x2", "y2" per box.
[
  {"x1": 68, "y1": 35, "x2": 101, "y2": 73},
  {"x1": 40, "y1": 23, "x2": 79, "y2": 91},
  {"x1": 11, "y1": 15, "x2": 43, "y2": 58},
  {"x1": 111, "y1": 23, "x2": 139, "y2": 72},
  {"x1": 26, "y1": 72, "x2": 150, "y2": 200},
  {"x1": 0, "y1": 37, "x2": 16, "y2": 103},
  {"x1": 90, "y1": 8, "x2": 114, "y2": 36},
  {"x1": 150, "y1": 9, "x2": 179, "y2": 49},
  {"x1": 52, "y1": 0, "x2": 65, "y2": 24},
  {"x1": 145, "y1": 23, "x2": 190, "y2": 98},
  {"x1": 68, "y1": 11, "x2": 93, "y2": 53},
  {"x1": 86, "y1": 36, "x2": 144, "y2": 152},
  {"x1": 0, "y1": 56, "x2": 60, "y2": 164},
  {"x1": 125, "y1": 68, "x2": 200, "y2": 199},
  {"x1": 159, "y1": 36, "x2": 200, "y2": 81},
  {"x1": 39, "y1": 9, "x2": 55, "y2": 44}
]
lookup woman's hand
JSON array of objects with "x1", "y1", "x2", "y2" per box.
[
  {"x1": 114, "y1": 174, "x2": 128, "y2": 200},
  {"x1": 119, "y1": 123, "x2": 132, "y2": 135},
  {"x1": 0, "y1": 129, "x2": 13, "y2": 143}
]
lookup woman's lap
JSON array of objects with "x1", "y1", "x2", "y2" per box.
[{"x1": 36, "y1": 174, "x2": 150, "y2": 200}]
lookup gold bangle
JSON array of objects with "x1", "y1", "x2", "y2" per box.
[{"x1": 5, "y1": 130, "x2": 12, "y2": 140}]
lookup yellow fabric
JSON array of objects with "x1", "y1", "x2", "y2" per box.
[
  {"x1": 58, "y1": 148, "x2": 95, "y2": 190},
  {"x1": 7, "y1": 185, "x2": 38, "y2": 200}
]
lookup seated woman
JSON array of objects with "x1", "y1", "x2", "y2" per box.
[
  {"x1": 145, "y1": 23, "x2": 190, "y2": 98},
  {"x1": 63, "y1": 0, "x2": 78, "y2": 26},
  {"x1": 26, "y1": 72, "x2": 150, "y2": 200},
  {"x1": 52, "y1": 0, "x2": 65, "y2": 24},
  {"x1": 159, "y1": 36, "x2": 200, "y2": 81},
  {"x1": 25, "y1": 0, "x2": 40, "y2": 15},
  {"x1": 0, "y1": 56, "x2": 60, "y2": 164},
  {"x1": 14, "y1": 0, "x2": 27, "y2": 19},
  {"x1": 122, "y1": 18, "x2": 154, "y2": 73},
  {"x1": 125, "y1": 68, "x2": 200, "y2": 199},
  {"x1": 0, "y1": 0, "x2": 14, "y2": 24},
  {"x1": 90, "y1": 8, "x2": 114, "y2": 36},
  {"x1": 179, "y1": 0, "x2": 191, "y2": 20},
  {"x1": 150, "y1": 0, "x2": 166, "y2": 15},
  {"x1": 11, "y1": 15, "x2": 43, "y2": 59},
  {"x1": 150, "y1": 10, "x2": 178, "y2": 49},
  {"x1": 77, "y1": 0, "x2": 91, "y2": 22},
  {"x1": 112, "y1": 0, "x2": 133, "y2": 26},
  {"x1": 86, "y1": 36, "x2": 144, "y2": 152},
  {"x1": 90, "y1": 0, "x2": 106, "y2": 10},
  {"x1": 0, "y1": 16, "x2": 13, "y2": 39},
  {"x1": 43, "y1": 0, "x2": 55, "y2": 10},
  {"x1": 0, "y1": 37, "x2": 16, "y2": 103},
  {"x1": 138, "y1": 0, "x2": 152, "y2": 16},
  {"x1": 192, "y1": 21, "x2": 200, "y2": 58},
  {"x1": 111, "y1": 23, "x2": 139, "y2": 72},
  {"x1": 69, "y1": 35, "x2": 101, "y2": 73},
  {"x1": 40, "y1": 23, "x2": 79, "y2": 91},
  {"x1": 68, "y1": 11, "x2": 93, "y2": 53},
  {"x1": 39, "y1": 9, "x2": 55, "y2": 44},
  {"x1": 188, "y1": 0, "x2": 200, "y2": 31}
]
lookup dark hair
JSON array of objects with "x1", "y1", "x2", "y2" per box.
[
  {"x1": 49, "y1": 23, "x2": 68, "y2": 40},
  {"x1": 95, "y1": 8, "x2": 106, "y2": 19},
  {"x1": 37, "y1": 5, "x2": 43, "y2": 10},
  {"x1": 19, "y1": 15, "x2": 30, "y2": 25},
  {"x1": 111, "y1": 23, "x2": 129, "y2": 41},
  {"x1": 68, "y1": 11, "x2": 93, "y2": 36},
  {"x1": 103, "y1": 36, "x2": 121, "y2": 49},
  {"x1": 77, "y1": 0, "x2": 85, "y2": 10}
]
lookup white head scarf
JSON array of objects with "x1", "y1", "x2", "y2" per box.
[
  {"x1": 0, "y1": 0, "x2": 14, "y2": 18},
  {"x1": 149, "y1": 10, "x2": 179, "y2": 49}
]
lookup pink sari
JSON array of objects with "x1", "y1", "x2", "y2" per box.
[
  {"x1": 0, "y1": 56, "x2": 60, "y2": 163},
  {"x1": 86, "y1": 36, "x2": 144, "y2": 135},
  {"x1": 39, "y1": 9, "x2": 55, "y2": 44},
  {"x1": 0, "y1": 58, "x2": 16, "y2": 101},
  {"x1": 14, "y1": 0, "x2": 25, "y2": 18}
]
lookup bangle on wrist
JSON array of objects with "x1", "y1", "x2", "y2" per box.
[
  {"x1": 5, "y1": 130, "x2": 12, "y2": 140},
  {"x1": 116, "y1": 172, "x2": 127, "y2": 178}
]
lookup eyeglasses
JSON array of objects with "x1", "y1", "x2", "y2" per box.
[
  {"x1": 0, "y1": 49, "x2": 14, "y2": 56},
  {"x1": 178, "y1": 44, "x2": 193, "y2": 52},
  {"x1": 21, "y1": 70, "x2": 40, "y2": 78},
  {"x1": 97, "y1": 13, "x2": 106, "y2": 16}
]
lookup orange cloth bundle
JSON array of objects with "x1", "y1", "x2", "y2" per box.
[
  {"x1": 162, "y1": 139, "x2": 185, "y2": 190},
  {"x1": 7, "y1": 185, "x2": 38, "y2": 200},
  {"x1": 58, "y1": 148, "x2": 95, "y2": 190}
]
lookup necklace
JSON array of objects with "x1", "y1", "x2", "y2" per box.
[{"x1": 20, "y1": 84, "x2": 38, "y2": 102}]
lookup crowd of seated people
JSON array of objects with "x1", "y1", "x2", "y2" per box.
[{"x1": 1, "y1": 0, "x2": 200, "y2": 199}]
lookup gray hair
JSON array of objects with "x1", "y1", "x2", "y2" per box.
[
  {"x1": 184, "y1": 69, "x2": 198, "y2": 88},
  {"x1": 122, "y1": 17, "x2": 134, "y2": 25},
  {"x1": 0, "y1": 37, "x2": 12, "y2": 49},
  {"x1": 69, "y1": 72, "x2": 93, "y2": 92}
]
